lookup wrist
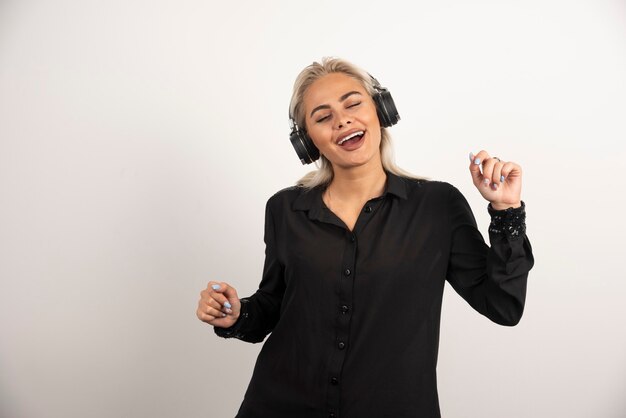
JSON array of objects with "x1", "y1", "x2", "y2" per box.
[
  {"x1": 487, "y1": 201, "x2": 526, "y2": 238},
  {"x1": 490, "y1": 201, "x2": 522, "y2": 211}
]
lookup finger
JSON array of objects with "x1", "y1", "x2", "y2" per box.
[
  {"x1": 196, "y1": 308, "x2": 219, "y2": 323},
  {"x1": 201, "y1": 296, "x2": 222, "y2": 311},
  {"x1": 212, "y1": 282, "x2": 239, "y2": 310},
  {"x1": 207, "y1": 282, "x2": 230, "y2": 305},
  {"x1": 199, "y1": 296, "x2": 228, "y2": 316},
  {"x1": 490, "y1": 161, "x2": 504, "y2": 190},
  {"x1": 200, "y1": 289, "x2": 224, "y2": 309},
  {"x1": 481, "y1": 157, "x2": 498, "y2": 188},
  {"x1": 468, "y1": 151, "x2": 485, "y2": 187},
  {"x1": 206, "y1": 305, "x2": 227, "y2": 318},
  {"x1": 218, "y1": 282, "x2": 240, "y2": 301},
  {"x1": 473, "y1": 149, "x2": 491, "y2": 165},
  {"x1": 206, "y1": 291, "x2": 234, "y2": 315},
  {"x1": 207, "y1": 281, "x2": 222, "y2": 292},
  {"x1": 200, "y1": 287, "x2": 232, "y2": 315},
  {"x1": 501, "y1": 161, "x2": 522, "y2": 180}
]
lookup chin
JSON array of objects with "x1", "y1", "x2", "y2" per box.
[{"x1": 335, "y1": 153, "x2": 381, "y2": 170}]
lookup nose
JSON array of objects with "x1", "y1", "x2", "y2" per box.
[{"x1": 335, "y1": 112, "x2": 352, "y2": 129}]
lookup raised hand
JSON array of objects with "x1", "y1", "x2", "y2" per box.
[{"x1": 469, "y1": 150, "x2": 522, "y2": 210}]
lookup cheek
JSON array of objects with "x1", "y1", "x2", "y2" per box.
[
  {"x1": 367, "y1": 106, "x2": 381, "y2": 127},
  {"x1": 306, "y1": 126, "x2": 327, "y2": 149},
  {"x1": 370, "y1": 130, "x2": 382, "y2": 149}
]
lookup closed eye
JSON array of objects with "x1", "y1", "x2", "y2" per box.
[{"x1": 315, "y1": 101, "x2": 361, "y2": 123}]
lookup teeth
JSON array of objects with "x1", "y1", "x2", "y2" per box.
[{"x1": 338, "y1": 131, "x2": 364, "y2": 145}]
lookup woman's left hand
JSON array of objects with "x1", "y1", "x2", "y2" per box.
[{"x1": 469, "y1": 150, "x2": 522, "y2": 210}]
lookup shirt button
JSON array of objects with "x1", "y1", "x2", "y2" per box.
[
  {"x1": 338, "y1": 341, "x2": 346, "y2": 350},
  {"x1": 364, "y1": 206, "x2": 372, "y2": 213},
  {"x1": 329, "y1": 413, "x2": 336, "y2": 418},
  {"x1": 341, "y1": 305, "x2": 349, "y2": 314},
  {"x1": 330, "y1": 376, "x2": 339, "y2": 385},
  {"x1": 350, "y1": 234, "x2": 356, "y2": 242},
  {"x1": 344, "y1": 268, "x2": 351, "y2": 276}
]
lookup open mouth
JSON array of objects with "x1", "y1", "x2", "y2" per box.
[{"x1": 337, "y1": 130, "x2": 365, "y2": 147}]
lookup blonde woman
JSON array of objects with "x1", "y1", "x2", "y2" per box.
[{"x1": 197, "y1": 57, "x2": 534, "y2": 418}]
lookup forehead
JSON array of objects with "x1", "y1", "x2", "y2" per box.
[{"x1": 303, "y1": 73, "x2": 366, "y2": 108}]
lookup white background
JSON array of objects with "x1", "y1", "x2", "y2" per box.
[{"x1": 1, "y1": 0, "x2": 625, "y2": 417}]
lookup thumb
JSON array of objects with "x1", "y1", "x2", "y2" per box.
[
  {"x1": 215, "y1": 281, "x2": 240, "y2": 301},
  {"x1": 468, "y1": 152, "x2": 483, "y2": 186}
]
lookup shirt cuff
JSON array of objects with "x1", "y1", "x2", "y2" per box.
[
  {"x1": 213, "y1": 298, "x2": 250, "y2": 339},
  {"x1": 487, "y1": 201, "x2": 526, "y2": 239}
]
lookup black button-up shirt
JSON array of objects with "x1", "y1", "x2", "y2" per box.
[{"x1": 215, "y1": 173, "x2": 534, "y2": 418}]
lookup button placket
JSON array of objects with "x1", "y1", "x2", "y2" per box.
[{"x1": 326, "y1": 229, "x2": 357, "y2": 416}]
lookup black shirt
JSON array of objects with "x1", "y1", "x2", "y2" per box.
[{"x1": 215, "y1": 172, "x2": 534, "y2": 418}]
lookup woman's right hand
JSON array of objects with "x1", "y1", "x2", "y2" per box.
[{"x1": 196, "y1": 281, "x2": 241, "y2": 328}]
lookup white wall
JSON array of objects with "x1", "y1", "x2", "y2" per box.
[{"x1": 1, "y1": 0, "x2": 625, "y2": 417}]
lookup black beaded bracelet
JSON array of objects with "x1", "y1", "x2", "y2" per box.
[{"x1": 487, "y1": 201, "x2": 526, "y2": 238}]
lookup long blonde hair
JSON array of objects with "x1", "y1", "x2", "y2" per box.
[{"x1": 289, "y1": 57, "x2": 423, "y2": 188}]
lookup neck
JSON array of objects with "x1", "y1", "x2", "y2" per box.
[{"x1": 328, "y1": 160, "x2": 387, "y2": 202}]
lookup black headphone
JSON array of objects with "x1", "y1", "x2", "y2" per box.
[{"x1": 288, "y1": 74, "x2": 400, "y2": 165}]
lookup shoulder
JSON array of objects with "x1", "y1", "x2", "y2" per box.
[
  {"x1": 265, "y1": 184, "x2": 312, "y2": 211},
  {"x1": 401, "y1": 177, "x2": 459, "y2": 199},
  {"x1": 269, "y1": 185, "x2": 307, "y2": 201},
  {"x1": 400, "y1": 179, "x2": 476, "y2": 226},
  {"x1": 399, "y1": 178, "x2": 473, "y2": 215}
]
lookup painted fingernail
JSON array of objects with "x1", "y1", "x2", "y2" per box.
[
  {"x1": 469, "y1": 152, "x2": 474, "y2": 162},
  {"x1": 211, "y1": 284, "x2": 220, "y2": 290},
  {"x1": 500, "y1": 175, "x2": 505, "y2": 182},
  {"x1": 474, "y1": 158, "x2": 481, "y2": 164},
  {"x1": 483, "y1": 178, "x2": 490, "y2": 185},
  {"x1": 224, "y1": 301, "x2": 232, "y2": 309},
  {"x1": 491, "y1": 183, "x2": 499, "y2": 190},
  {"x1": 225, "y1": 308, "x2": 232, "y2": 314},
  {"x1": 221, "y1": 313, "x2": 227, "y2": 317}
]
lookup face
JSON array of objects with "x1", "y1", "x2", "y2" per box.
[{"x1": 302, "y1": 72, "x2": 382, "y2": 170}]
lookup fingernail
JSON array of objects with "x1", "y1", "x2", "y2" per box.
[
  {"x1": 211, "y1": 284, "x2": 220, "y2": 290},
  {"x1": 474, "y1": 158, "x2": 481, "y2": 164},
  {"x1": 225, "y1": 308, "x2": 232, "y2": 314},
  {"x1": 469, "y1": 152, "x2": 474, "y2": 162},
  {"x1": 221, "y1": 313, "x2": 227, "y2": 317},
  {"x1": 500, "y1": 175, "x2": 505, "y2": 182},
  {"x1": 483, "y1": 178, "x2": 490, "y2": 185},
  {"x1": 491, "y1": 183, "x2": 499, "y2": 190},
  {"x1": 224, "y1": 301, "x2": 232, "y2": 309}
]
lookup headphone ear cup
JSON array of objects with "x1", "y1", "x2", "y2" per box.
[
  {"x1": 373, "y1": 89, "x2": 400, "y2": 128},
  {"x1": 289, "y1": 129, "x2": 320, "y2": 165}
]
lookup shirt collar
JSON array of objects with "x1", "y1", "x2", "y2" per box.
[
  {"x1": 384, "y1": 171, "x2": 409, "y2": 200},
  {"x1": 292, "y1": 171, "x2": 408, "y2": 214}
]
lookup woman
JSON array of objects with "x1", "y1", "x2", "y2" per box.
[{"x1": 197, "y1": 57, "x2": 534, "y2": 418}]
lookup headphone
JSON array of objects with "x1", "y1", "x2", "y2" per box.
[{"x1": 288, "y1": 74, "x2": 400, "y2": 165}]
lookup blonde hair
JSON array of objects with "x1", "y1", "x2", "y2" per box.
[{"x1": 289, "y1": 57, "x2": 423, "y2": 188}]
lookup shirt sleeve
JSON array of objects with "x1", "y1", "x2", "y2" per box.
[
  {"x1": 445, "y1": 185, "x2": 534, "y2": 326},
  {"x1": 214, "y1": 198, "x2": 286, "y2": 342}
]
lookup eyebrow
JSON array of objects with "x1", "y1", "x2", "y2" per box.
[{"x1": 309, "y1": 91, "x2": 362, "y2": 118}]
